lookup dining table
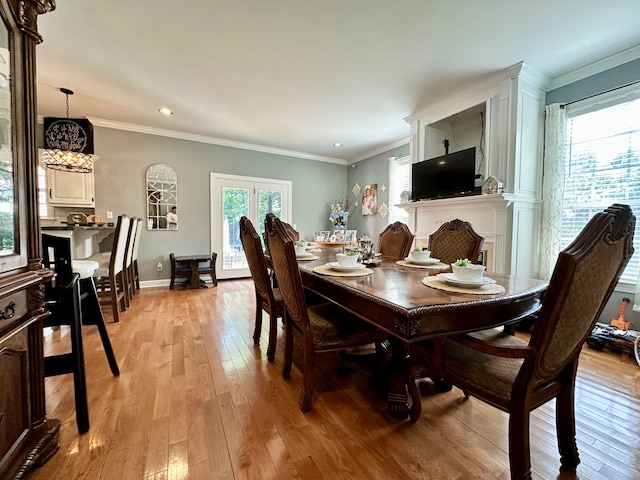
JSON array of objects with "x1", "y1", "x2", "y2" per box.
[{"x1": 296, "y1": 247, "x2": 547, "y2": 420}]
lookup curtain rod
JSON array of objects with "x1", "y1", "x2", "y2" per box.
[{"x1": 560, "y1": 78, "x2": 640, "y2": 109}]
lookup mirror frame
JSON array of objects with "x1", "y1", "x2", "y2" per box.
[{"x1": 146, "y1": 163, "x2": 178, "y2": 230}]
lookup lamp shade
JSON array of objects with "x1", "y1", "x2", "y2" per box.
[{"x1": 41, "y1": 149, "x2": 97, "y2": 173}]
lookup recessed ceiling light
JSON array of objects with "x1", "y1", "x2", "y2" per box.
[
  {"x1": 158, "y1": 107, "x2": 173, "y2": 116},
  {"x1": 334, "y1": 142, "x2": 342, "y2": 147}
]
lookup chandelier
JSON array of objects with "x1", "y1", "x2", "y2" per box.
[{"x1": 42, "y1": 88, "x2": 98, "y2": 173}]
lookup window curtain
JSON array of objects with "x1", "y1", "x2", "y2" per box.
[{"x1": 538, "y1": 104, "x2": 566, "y2": 280}]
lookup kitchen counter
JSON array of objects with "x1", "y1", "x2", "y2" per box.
[{"x1": 42, "y1": 225, "x2": 115, "y2": 259}]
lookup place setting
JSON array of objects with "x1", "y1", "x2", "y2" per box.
[
  {"x1": 313, "y1": 251, "x2": 374, "y2": 277},
  {"x1": 422, "y1": 259, "x2": 505, "y2": 294},
  {"x1": 295, "y1": 241, "x2": 320, "y2": 261},
  {"x1": 396, "y1": 248, "x2": 448, "y2": 270}
]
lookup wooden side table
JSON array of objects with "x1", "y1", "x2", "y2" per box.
[{"x1": 174, "y1": 254, "x2": 217, "y2": 289}]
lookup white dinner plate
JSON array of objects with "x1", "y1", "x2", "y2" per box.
[
  {"x1": 436, "y1": 273, "x2": 496, "y2": 288},
  {"x1": 296, "y1": 252, "x2": 312, "y2": 258},
  {"x1": 404, "y1": 256, "x2": 440, "y2": 265},
  {"x1": 326, "y1": 261, "x2": 366, "y2": 272}
]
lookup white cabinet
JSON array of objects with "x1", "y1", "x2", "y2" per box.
[{"x1": 46, "y1": 167, "x2": 95, "y2": 206}]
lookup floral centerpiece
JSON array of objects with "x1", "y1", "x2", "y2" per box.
[{"x1": 327, "y1": 195, "x2": 355, "y2": 230}]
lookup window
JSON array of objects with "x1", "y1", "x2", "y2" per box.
[
  {"x1": 388, "y1": 155, "x2": 410, "y2": 224},
  {"x1": 562, "y1": 94, "x2": 640, "y2": 285},
  {"x1": 37, "y1": 165, "x2": 48, "y2": 218}
]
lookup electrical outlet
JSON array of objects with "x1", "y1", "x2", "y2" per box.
[
  {"x1": 106, "y1": 211, "x2": 113, "y2": 219},
  {"x1": 157, "y1": 262, "x2": 163, "y2": 272}
]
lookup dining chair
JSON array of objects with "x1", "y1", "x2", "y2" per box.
[
  {"x1": 197, "y1": 252, "x2": 218, "y2": 287},
  {"x1": 131, "y1": 216, "x2": 144, "y2": 291},
  {"x1": 169, "y1": 253, "x2": 191, "y2": 289},
  {"x1": 122, "y1": 217, "x2": 139, "y2": 306},
  {"x1": 88, "y1": 215, "x2": 131, "y2": 322},
  {"x1": 410, "y1": 204, "x2": 635, "y2": 480},
  {"x1": 427, "y1": 218, "x2": 484, "y2": 265},
  {"x1": 378, "y1": 221, "x2": 414, "y2": 258},
  {"x1": 239, "y1": 216, "x2": 285, "y2": 361},
  {"x1": 264, "y1": 213, "x2": 382, "y2": 412},
  {"x1": 282, "y1": 221, "x2": 300, "y2": 241}
]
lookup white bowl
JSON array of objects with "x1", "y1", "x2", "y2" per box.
[
  {"x1": 296, "y1": 240, "x2": 309, "y2": 248},
  {"x1": 336, "y1": 252, "x2": 359, "y2": 267},
  {"x1": 450, "y1": 263, "x2": 485, "y2": 282},
  {"x1": 408, "y1": 250, "x2": 431, "y2": 262},
  {"x1": 294, "y1": 245, "x2": 307, "y2": 256}
]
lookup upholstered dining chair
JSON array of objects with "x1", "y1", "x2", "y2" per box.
[
  {"x1": 378, "y1": 221, "x2": 414, "y2": 258},
  {"x1": 410, "y1": 204, "x2": 635, "y2": 480},
  {"x1": 122, "y1": 217, "x2": 139, "y2": 306},
  {"x1": 428, "y1": 218, "x2": 484, "y2": 265},
  {"x1": 239, "y1": 216, "x2": 285, "y2": 361},
  {"x1": 131, "y1": 216, "x2": 144, "y2": 291},
  {"x1": 88, "y1": 215, "x2": 131, "y2": 322},
  {"x1": 264, "y1": 213, "x2": 382, "y2": 412},
  {"x1": 282, "y1": 221, "x2": 300, "y2": 242}
]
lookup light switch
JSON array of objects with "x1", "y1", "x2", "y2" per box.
[{"x1": 106, "y1": 211, "x2": 113, "y2": 219}]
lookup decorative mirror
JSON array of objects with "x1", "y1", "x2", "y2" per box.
[
  {"x1": 0, "y1": 23, "x2": 16, "y2": 260},
  {"x1": 146, "y1": 164, "x2": 178, "y2": 230}
]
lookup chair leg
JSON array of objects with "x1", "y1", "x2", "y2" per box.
[
  {"x1": 282, "y1": 315, "x2": 293, "y2": 379},
  {"x1": 299, "y1": 346, "x2": 315, "y2": 412},
  {"x1": 253, "y1": 292, "x2": 262, "y2": 345},
  {"x1": 557, "y1": 366, "x2": 580, "y2": 471},
  {"x1": 508, "y1": 408, "x2": 532, "y2": 480},
  {"x1": 266, "y1": 310, "x2": 278, "y2": 362},
  {"x1": 109, "y1": 275, "x2": 120, "y2": 323},
  {"x1": 80, "y1": 278, "x2": 120, "y2": 377}
]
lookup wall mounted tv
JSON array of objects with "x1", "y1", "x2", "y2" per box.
[{"x1": 411, "y1": 147, "x2": 478, "y2": 201}]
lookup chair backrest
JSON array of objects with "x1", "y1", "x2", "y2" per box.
[
  {"x1": 282, "y1": 221, "x2": 300, "y2": 242},
  {"x1": 264, "y1": 213, "x2": 309, "y2": 330},
  {"x1": 428, "y1": 219, "x2": 484, "y2": 265},
  {"x1": 124, "y1": 217, "x2": 138, "y2": 269},
  {"x1": 378, "y1": 221, "x2": 414, "y2": 258},
  {"x1": 239, "y1": 217, "x2": 275, "y2": 304},
  {"x1": 527, "y1": 204, "x2": 635, "y2": 386},
  {"x1": 42, "y1": 233, "x2": 74, "y2": 284},
  {"x1": 131, "y1": 217, "x2": 144, "y2": 262},
  {"x1": 111, "y1": 215, "x2": 131, "y2": 274}
]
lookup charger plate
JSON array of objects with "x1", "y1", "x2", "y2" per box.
[
  {"x1": 422, "y1": 276, "x2": 505, "y2": 295},
  {"x1": 313, "y1": 264, "x2": 374, "y2": 277},
  {"x1": 296, "y1": 255, "x2": 320, "y2": 261},
  {"x1": 396, "y1": 259, "x2": 449, "y2": 270}
]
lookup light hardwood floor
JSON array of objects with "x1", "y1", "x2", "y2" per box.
[{"x1": 30, "y1": 280, "x2": 640, "y2": 480}]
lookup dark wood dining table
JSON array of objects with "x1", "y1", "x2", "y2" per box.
[{"x1": 297, "y1": 248, "x2": 547, "y2": 419}]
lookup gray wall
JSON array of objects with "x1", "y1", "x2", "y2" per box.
[
  {"x1": 346, "y1": 144, "x2": 410, "y2": 243},
  {"x1": 88, "y1": 127, "x2": 348, "y2": 282},
  {"x1": 546, "y1": 58, "x2": 640, "y2": 328}
]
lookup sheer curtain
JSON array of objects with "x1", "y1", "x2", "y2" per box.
[{"x1": 538, "y1": 104, "x2": 566, "y2": 280}]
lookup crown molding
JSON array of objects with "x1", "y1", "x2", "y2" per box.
[
  {"x1": 549, "y1": 44, "x2": 640, "y2": 90},
  {"x1": 37, "y1": 116, "x2": 349, "y2": 165},
  {"x1": 349, "y1": 136, "x2": 410, "y2": 164}
]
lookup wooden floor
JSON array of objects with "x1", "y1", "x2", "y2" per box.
[{"x1": 30, "y1": 279, "x2": 640, "y2": 480}]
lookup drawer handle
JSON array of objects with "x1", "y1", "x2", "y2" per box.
[{"x1": 0, "y1": 301, "x2": 16, "y2": 320}]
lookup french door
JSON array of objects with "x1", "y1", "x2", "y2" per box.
[{"x1": 210, "y1": 173, "x2": 291, "y2": 279}]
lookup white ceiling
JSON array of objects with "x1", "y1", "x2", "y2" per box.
[{"x1": 35, "y1": 1, "x2": 640, "y2": 163}]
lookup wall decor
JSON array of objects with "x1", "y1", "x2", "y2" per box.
[
  {"x1": 352, "y1": 182, "x2": 361, "y2": 196},
  {"x1": 380, "y1": 184, "x2": 387, "y2": 192},
  {"x1": 378, "y1": 202, "x2": 389, "y2": 218},
  {"x1": 362, "y1": 183, "x2": 377, "y2": 215}
]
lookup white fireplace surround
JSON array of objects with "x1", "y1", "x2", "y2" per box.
[{"x1": 400, "y1": 194, "x2": 540, "y2": 277}]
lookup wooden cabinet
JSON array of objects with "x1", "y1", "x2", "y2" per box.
[
  {"x1": 45, "y1": 163, "x2": 95, "y2": 206},
  {"x1": 0, "y1": 1, "x2": 59, "y2": 479}
]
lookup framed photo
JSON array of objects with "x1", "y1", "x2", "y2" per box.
[
  {"x1": 333, "y1": 230, "x2": 345, "y2": 242},
  {"x1": 344, "y1": 229, "x2": 357, "y2": 243},
  {"x1": 315, "y1": 231, "x2": 330, "y2": 242},
  {"x1": 362, "y1": 184, "x2": 378, "y2": 215}
]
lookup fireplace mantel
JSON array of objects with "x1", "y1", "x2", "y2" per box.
[{"x1": 399, "y1": 194, "x2": 540, "y2": 277}]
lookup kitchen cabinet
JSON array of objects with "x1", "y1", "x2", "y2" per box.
[{"x1": 45, "y1": 161, "x2": 95, "y2": 206}]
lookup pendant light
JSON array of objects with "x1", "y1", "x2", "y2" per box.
[{"x1": 41, "y1": 88, "x2": 98, "y2": 173}]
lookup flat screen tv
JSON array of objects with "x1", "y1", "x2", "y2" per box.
[{"x1": 411, "y1": 147, "x2": 478, "y2": 201}]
